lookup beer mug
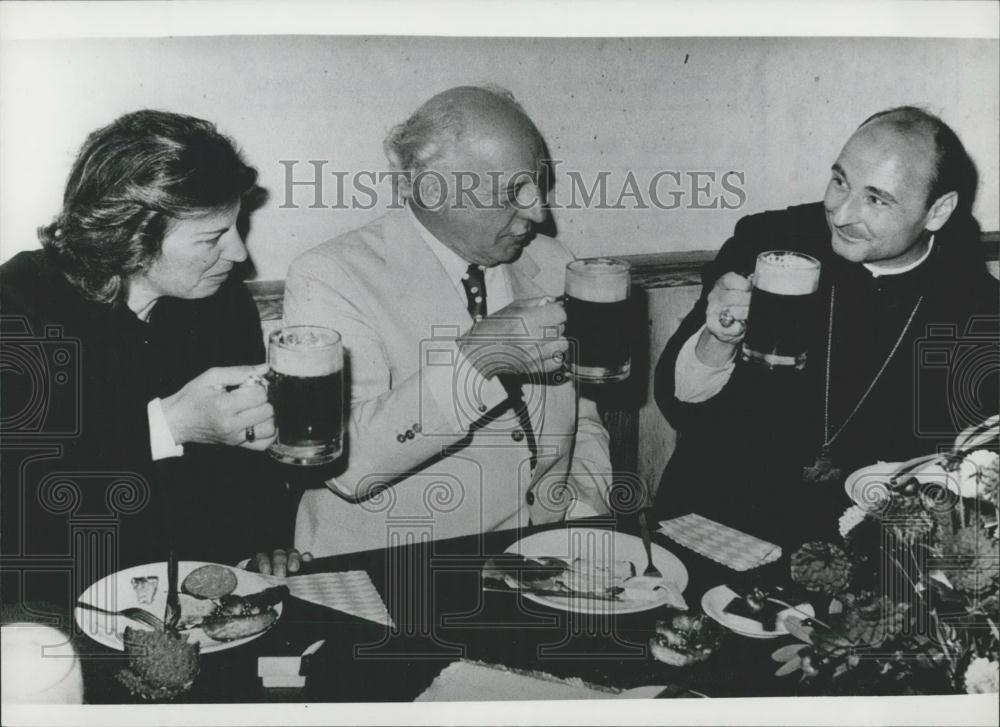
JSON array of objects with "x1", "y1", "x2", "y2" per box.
[
  {"x1": 563, "y1": 257, "x2": 631, "y2": 383},
  {"x1": 741, "y1": 251, "x2": 821, "y2": 370},
  {"x1": 266, "y1": 325, "x2": 344, "y2": 466}
]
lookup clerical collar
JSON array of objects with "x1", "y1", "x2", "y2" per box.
[
  {"x1": 406, "y1": 202, "x2": 473, "y2": 287},
  {"x1": 863, "y1": 235, "x2": 934, "y2": 278}
]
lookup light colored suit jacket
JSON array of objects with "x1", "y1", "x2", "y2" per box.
[{"x1": 284, "y1": 209, "x2": 613, "y2": 556}]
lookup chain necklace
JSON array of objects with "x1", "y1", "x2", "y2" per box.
[{"x1": 802, "y1": 285, "x2": 924, "y2": 485}]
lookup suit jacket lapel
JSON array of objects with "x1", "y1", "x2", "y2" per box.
[{"x1": 383, "y1": 209, "x2": 472, "y2": 341}]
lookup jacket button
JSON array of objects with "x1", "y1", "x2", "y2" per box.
[
  {"x1": 525, "y1": 491, "x2": 535, "y2": 505},
  {"x1": 412, "y1": 422, "x2": 422, "y2": 434},
  {"x1": 405, "y1": 430, "x2": 415, "y2": 440},
  {"x1": 396, "y1": 434, "x2": 406, "y2": 443},
  {"x1": 511, "y1": 429, "x2": 524, "y2": 442}
]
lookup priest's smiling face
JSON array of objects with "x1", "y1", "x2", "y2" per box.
[{"x1": 823, "y1": 121, "x2": 956, "y2": 269}]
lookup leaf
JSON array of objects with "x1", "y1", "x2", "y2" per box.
[
  {"x1": 771, "y1": 644, "x2": 808, "y2": 662},
  {"x1": 782, "y1": 615, "x2": 815, "y2": 643},
  {"x1": 774, "y1": 656, "x2": 802, "y2": 677}
]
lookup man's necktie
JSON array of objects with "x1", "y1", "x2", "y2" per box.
[
  {"x1": 460, "y1": 264, "x2": 538, "y2": 472},
  {"x1": 462, "y1": 264, "x2": 488, "y2": 323}
]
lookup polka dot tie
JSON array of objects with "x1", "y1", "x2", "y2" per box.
[{"x1": 461, "y1": 264, "x2": 487, "y2": 321}]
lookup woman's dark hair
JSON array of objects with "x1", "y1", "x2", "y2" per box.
[
  {"x1": 39, "y1": 110, "x2": 258, "y2": 303},
  {"x1": 859, "y1": 105, "x2": 978, "y2": 216}
]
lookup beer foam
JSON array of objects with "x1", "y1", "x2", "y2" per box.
[
  {"x1": 269, "y1": 326, "x2": 343, "y2": 377},
  {"x1": 565, "y1": 258, "x2": 630, "y2": 303},
  {"x1": 754, "y1": 251, "x2": 820, "y2": 296}
]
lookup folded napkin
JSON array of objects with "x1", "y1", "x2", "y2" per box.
[
  {"x1": 261, "y1": 571, "x2": 394, "y2": 628},
  {"x1": 658, "y1": 514, "x2": 782, "y2": 571},
  {"x1": 415, "y1": 660, "x2": 619, "y2": 701}
]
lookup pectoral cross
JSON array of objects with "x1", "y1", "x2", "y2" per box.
[{"x1": 802, "y1": 445, "x2": 841, "y2": 485}]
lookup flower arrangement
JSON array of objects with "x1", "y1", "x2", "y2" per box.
[{"x1": 772, "y1": 417, "x2": 1000, "y2": 695}]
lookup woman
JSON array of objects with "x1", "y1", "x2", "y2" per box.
[{"x1": 1, "y1": 110, "x2": 303, "y2": 582}]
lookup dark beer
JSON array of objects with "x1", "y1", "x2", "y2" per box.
[
  {"x1": 564, "y1": 258, "x2": 631, "y2": 383},
  {"x1": 741, "y1": 251, "x2": 821, "y2": 370},
  {"x1": 269, "y1": 371, "x2": 343, "y2": 447},
  {"x1": 267, "y1": 326, "x2": 344, "y2": 465}
]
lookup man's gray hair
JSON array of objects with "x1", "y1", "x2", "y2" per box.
[{"x1": 383, "y1": 85, "x2": 526, "y2": 186}]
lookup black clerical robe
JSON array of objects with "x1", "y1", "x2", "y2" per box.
[{"x1": 653, "y1": 203, "x2": 999, "y2": 547}]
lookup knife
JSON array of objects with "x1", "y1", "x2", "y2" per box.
[{"x1": 164, "y1": 548, "x2": 180, "y2": 632}]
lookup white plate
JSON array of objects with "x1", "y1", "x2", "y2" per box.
[
  {"x1": 955, "y1": 415, "x2": 998, "y2": 451},
  {"x1": 504, "y1": 527, "x2": 688, "y2": 615},
  {"x1": 701, "y1": 585, "x2": 813, "y2": 639},
  {"x1": 75, "y1": 561, "x2": 282, "y2": 653},
  {"x1": 844, "y1": 461, "x2": 959, "y2": 512}
]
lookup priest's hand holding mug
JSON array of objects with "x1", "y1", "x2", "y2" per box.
[
  {"x1": 698, "y1": 272, "x2": 753, "y2": 367},
  {"x1": 701, "y1": 252, "x2": 822, "y2": 371}
]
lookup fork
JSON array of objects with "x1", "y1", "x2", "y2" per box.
[
  {"x1": 75, "y1": 601, "x2": 164, "y2": 630},
  {"x1": 637, "y1": 509, "x2": 662, "y2": 580}
]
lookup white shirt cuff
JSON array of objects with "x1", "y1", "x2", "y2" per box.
[
  {"x1": 673, "y1": 325, "x2": 736, "y2": 403},
  {"x1": 148, "y1": 397, "x2": 185, "y2": 460}
]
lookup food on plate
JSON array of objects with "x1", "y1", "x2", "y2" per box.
[
  {"x1": 172, "y1": 585, "x2": 288, "y2": 640},
  {"x1": 200, "y1": 586, "x2": 287, "y2": 641},
  {"x1": 555, "y1": 558, "x2": 636, "y2": 595},
  {"x1": 181, "y1": 564, "x2": 238, "y2": 599},
  {"x1": 117, "y1": 626, "x2": 200, "y2": 700},
  {"x1": 215, "y1": 585, "x2": 289, "y2": 616},
  {"x1": 723, "y1": 586, "x2": 784, "y2": 632},
  {"x1": 202, "y1": 610, "x2": 278, "y2": 642},
  {"x1": 623, "y1": 576, "x2": 688, "y2": 609},
  {"x1": 483, "y1": 553, "x2": 688, "y2": 606},
  {"x1": 485, "y1": 554, "x2": 635, "y2": 597},
  {"x1": 177, "y1": 593, "x2": 218, "y2": 629},
  {"x1": 130, "y1": 576, "x2": 159, "y2": 604},
  {"x1": 650, "y1": 614, "x2": 721, "y2": 667}
]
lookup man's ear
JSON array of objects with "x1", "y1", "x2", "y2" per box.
[
  {"x1": 412, "y1": 170, "x2": 446, "y2": 211},
  {"x1": 924, "y1": 190, "x2": 958, "y2": 232}
]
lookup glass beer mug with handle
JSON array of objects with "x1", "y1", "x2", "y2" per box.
[
  {"x1": 741, "y1": 251, "x2": 822, "y2": 370},
  {"x1": 563, "y1": 257, "x2": 632, "y2": 384},
  {"x1": 266, "y1": 325, "x2": 345, "y2": 466}
]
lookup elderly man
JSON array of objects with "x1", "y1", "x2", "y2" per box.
[
  {"x1": 654, "y1": 106, "x2": 998, "y2": 546},
  {"x1": 285, "y1": 86, "x2": 612, "y2": 556}
]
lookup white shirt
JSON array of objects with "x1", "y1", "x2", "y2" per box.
[
  {"x1": 407, "y1": 204, "x2": 514, "y2": 314},
  {"x1": 674, "y1": 237, "x2": 935, "y2": 402},
  {"x1": 148, "y1": 397, "x2": 184, "y2": 459}
]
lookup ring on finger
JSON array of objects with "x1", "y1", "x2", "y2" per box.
[
  {"x1": 245, "y1": 425, "x2": 256, "y2": 443},
  {"x1": 718, "y1": 308, "x2": 738, "y2": 329}
]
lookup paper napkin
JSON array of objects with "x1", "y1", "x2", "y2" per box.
[
  {"x1": 657, "y1": 514, "x2": 782, "y2": 571},
  {"x1": 261, "y1": 571, "x2": 394, "y2": 628}
]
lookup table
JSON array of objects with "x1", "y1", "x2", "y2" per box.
[{"x1": 73, "y1": 515, "x2": 808, "y2": 703}]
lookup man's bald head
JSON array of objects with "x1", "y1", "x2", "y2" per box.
[
  {"x1": 384, "y1": 85, "x2": 548, "y2": 266},
  {"x1": 857, "y1": 106, "x2": 977, "y2": 214},
  {"x1": 384, "y1": 85, "x2": 543, "y2": 182}
]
